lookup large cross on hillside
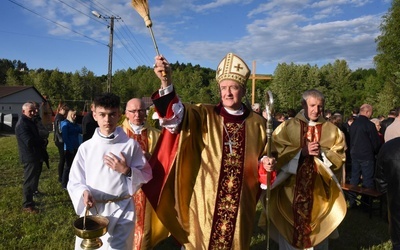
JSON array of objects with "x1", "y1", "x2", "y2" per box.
[{"x1": 249, "y1": 61, "x2": 273, "y2": 105}]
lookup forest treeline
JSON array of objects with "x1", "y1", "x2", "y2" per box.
[{"x1": 0, "y1": 57, "x2": 398, "y2": 119}]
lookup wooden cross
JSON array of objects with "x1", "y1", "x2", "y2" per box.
[{"x1": 249, "y1": 61, "x2": 273, "y2": 105}]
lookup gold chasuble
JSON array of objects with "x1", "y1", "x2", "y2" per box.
[
  {"x1": 120, "y1": 120, "x2": 168, "y2": 250},
  {"x1": 270, "y1": 112, "x2": 347, "y2": 248},
  {"x1": 143, "y1": 90, "x2": 268, "y2": 250}
]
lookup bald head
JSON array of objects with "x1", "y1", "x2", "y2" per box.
[
  {"x1": 359, "y1": 104, "x2": 373, "y2": 118},
  {"x1": 125, "y1": 98, "x2": 146, "y2": 125}
]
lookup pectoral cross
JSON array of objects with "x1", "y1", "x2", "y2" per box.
[{"x1": 224, "y1": 139, "x2": 236, "y2": 154}]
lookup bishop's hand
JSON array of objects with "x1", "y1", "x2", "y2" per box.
[{"x1": 153, "y1": 55, "x2": 172, "y2": 88}]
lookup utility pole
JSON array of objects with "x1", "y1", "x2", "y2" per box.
[
  {"x1": 107, "y1": 17, "x2": 114, "y2": 93},
  {"x1": 92, "y1": 11, "x2": 121, "y2": 93}
]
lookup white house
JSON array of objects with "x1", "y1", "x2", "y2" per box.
[{"x1": 0, "y1": 86, "x2": 52, "y2": 132}]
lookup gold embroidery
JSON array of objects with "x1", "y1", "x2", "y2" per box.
[
  {"x1": 222, "y1": 120, "x2": 245, "y2": 155},
  {"x1": 133, "y1": 190, "x2": 146, "y2": 250},
  {"x1": 292, "y1": 124, "x2": 322, "y2": 248},
  {"x1": 209, "y1": 121, "x2": 245, "y2": 249}
]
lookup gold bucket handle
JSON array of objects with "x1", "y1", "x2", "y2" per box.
[{"x1": 83, "y1": 205, "x2": 99, "y2": 230}]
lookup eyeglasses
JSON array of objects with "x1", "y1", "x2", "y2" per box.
[{"x1": 126, "y1": 109, "x2": 145, "y2": 114}]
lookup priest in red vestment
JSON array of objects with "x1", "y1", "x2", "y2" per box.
[
  {"x1": 142, "y1": 53, "x2": 275, "y2": 249},
  {"x1": 120, "y1": 98, "x2": 168, "y2": 250}
]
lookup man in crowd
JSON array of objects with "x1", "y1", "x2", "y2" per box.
[
  {"x1": 143, "y1": 53, "x2": 274, "y2": 249},
  {"x1": 32, "y1": 101, "x2": 50, "y2": 192},
  {"x1": 380, "y1": 108, "x2": 396, "y2": 137},
  {"x1": 287, "y1": 108, "x2": 296, "y2": 119},
  {"x1": 120, "y1": 98, "x2": 168, "y2": 249},
  {"x1": 252, "y1": 102, "x2": 261, "y2": 114},
  {"x1": 324, "y1": 109, "x2": 332, "y2": 120},
  {"x1": 375, "y1": 137, "x2": 400, "y2": 250},
  {"x1": 15, "y1": 102, "x2": 48, "y2": 213},
  {"x1": 349, "y1": 104, "x2": 381, "y2": 207},
  {"x1": 351, "y1": 107, "x2": 360, "y2": 119},
  {"x1": 384, "y1": 106, "x2": 400, "y2": 142},
  {"x1": 260, "y1": 89, "x2": 347, "y2": 249},
  {"x1": 81, "y1": 101, "x2": 98, "y2": 142}
]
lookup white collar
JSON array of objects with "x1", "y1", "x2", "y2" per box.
[
  {"x1": 98, "y1": 131, "x2": 115, "y2": 139},
  {"x1": 129, "y1": 121, "x2": 144, "y2": 134},
  {"x1": 224, "y1": 105, "x2": 244, "y2": 116}
]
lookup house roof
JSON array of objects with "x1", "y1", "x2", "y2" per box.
[{"x1": 0, "y1": 86, "x2": 44, "y2": 101}]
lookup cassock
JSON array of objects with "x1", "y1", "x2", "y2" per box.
[
  {"x1": 142, "y1": 88, "x2": 268, "y2": 249},
  {"x1": 68, "y1": 127, "x2": 152, "y2": 250}
]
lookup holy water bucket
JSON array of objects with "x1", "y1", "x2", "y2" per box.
[{"x1": 73, "y1": 206, "x2": 109, "y2": 250}]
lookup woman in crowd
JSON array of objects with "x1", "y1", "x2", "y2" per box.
[
  {"x1": 61, "y1": 109, "x2": 81, "y2": 189},
  {"x1": 54, "y1": 103, "x2": 69, "y2": 183}
]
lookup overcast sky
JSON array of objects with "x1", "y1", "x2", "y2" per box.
[{"x1": 1, "y1": 0, "x2": 391, "y2": 76}]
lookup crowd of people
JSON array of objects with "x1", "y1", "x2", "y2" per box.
[{"x1": 13, "y1": 52, "x2": 400, "y2": 250}]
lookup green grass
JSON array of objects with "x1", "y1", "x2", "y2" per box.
[
  {"x1": 0, "y1": 132, "x2": 76, "y2": 250},
  {"x1": 0, "y1": 132, "x2": 392, "y2": 249}
]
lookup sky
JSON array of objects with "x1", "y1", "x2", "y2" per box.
[{"x1": 1, "y1": 0, "x2": 392, "y2": 76}]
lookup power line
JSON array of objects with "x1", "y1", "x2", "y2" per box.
[
  {"x1": 7, "y1": 0, "x2": 107, "y2": 47},
  {"x1": 119, "y1": 19, "x2": 153, "y2": 65},
  {"x1": 67, "y1": 0, "x2": 152, "y2": 67},
  {"x1": 114, "y1": 31, "x2": 142, "y2": 66},
  {"x1": 7, "y1": 0, "x2": 153, "y2": 71},
  {"x1": 114, "y1": 22, "x2": 151, "y2": 66},
  {"x1": 90, "y1": 0, "x2": 120, "y2": 19},
  {"x1": 84, "y1": 0, "x2": 152, "y2": 66},
  {"x1": 56, "y1": 0, "x2": 103, "y2": 25}
]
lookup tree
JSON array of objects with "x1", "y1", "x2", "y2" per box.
[
  {"x1": 320, "y1": 60, "x2": 352, "y2": 114},
  {"x1": 270, "y1": 63, "x2": 321, "y2": 113},
  {"x1": 112, "y1": 69, "x2": 131, "y2": 103},
  {"x1": 375, "y1": 0, "x2": 400, "y2": 81},
  {"x1": 374, "y1": 0, "x2": 400, "y2": 110},
  {"x1": 5, "y1": 68, "x2": 20, "y2": 86},
  {"x1": 0, "y1": 59, "x2": 15, "y2": 85}
]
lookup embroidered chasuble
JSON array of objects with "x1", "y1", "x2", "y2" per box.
[
  {"x1": 208, "y1": 113, "x2": 246, "y2": 249},
  {"x1": 130, "y1": 130, "x2": 149, "y2": 250},
  {"x1": 143, "y1": 89, "x2": 269, "y2": 250},
  {"x1": 120, "y1": 120, "x2": 168, "y2": 250},
  {"x1": 292, "y1": 124, "x2": 320, "y2": 247},
  {"x1": 269, "y1": 112, "x2": 347, "y2": 248}
]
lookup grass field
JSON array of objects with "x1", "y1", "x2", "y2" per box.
[{"x1": 0, "y1": 131, "x2": 393, "y2": 249}]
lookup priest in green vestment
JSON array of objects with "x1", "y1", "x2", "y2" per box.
[{"x1": 260, "y1": 89, "x2": 347, "y2": 249}]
